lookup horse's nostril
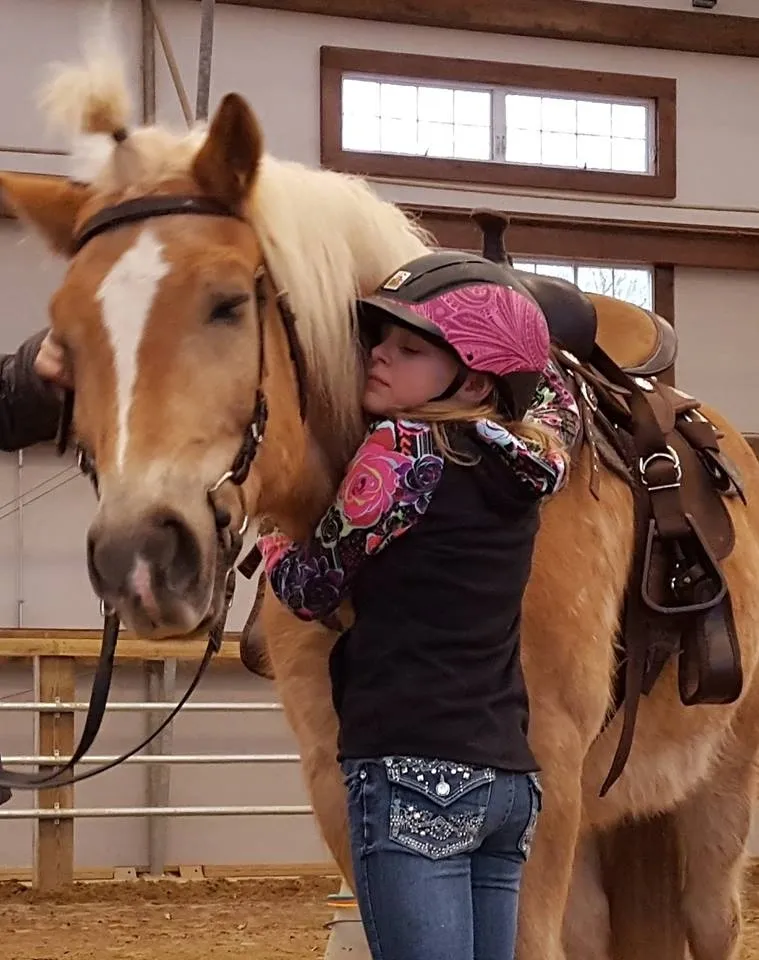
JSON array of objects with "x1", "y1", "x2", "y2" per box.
[{"x1": 153, "y1": 513, "x2": 202, "y2": 591}]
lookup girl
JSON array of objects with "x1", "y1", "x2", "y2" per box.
[{"x1": 257, "y1": 251, "x2": 581, "y2": 960}]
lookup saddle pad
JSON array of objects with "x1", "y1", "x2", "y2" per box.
[{"x1": 587, "y1": 294, "x2": 676, "y2": 377}]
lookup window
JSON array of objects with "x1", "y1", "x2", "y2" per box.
[
  {"x1": 513, "y1": 259, "x2": 654, "y2": 311},
  {"x1": 322, "y1": 48, "x2": 676, "y2": 198},
  {"x1": 342, "y1": 80, "x2": 651, "y2": 174}
]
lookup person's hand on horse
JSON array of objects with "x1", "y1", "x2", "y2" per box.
[{"x1": 34, "y1": 330, "x2": 72, "y2": 389}]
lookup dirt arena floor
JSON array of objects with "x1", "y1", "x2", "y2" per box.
[{"x1": 6, "y1": 864, "x2": 759, "y2": 959}]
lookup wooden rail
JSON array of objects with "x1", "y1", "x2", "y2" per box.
[
  {"x1": 0, "y1": 630, "x2": 243, "y2": 662},
  {"x1": 0, "y1": 637, "x2": 252, "y2": 889}
]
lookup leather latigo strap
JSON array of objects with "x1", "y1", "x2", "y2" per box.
[{"x1": 553, "y1": 344, "x2": 744, "y2": 797}]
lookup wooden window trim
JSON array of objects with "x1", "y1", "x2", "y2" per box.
[
  {"x1": 321, "y1": 46, "x2": 677, "y2": 199},
  {"x1": 403, "y1": 205, "x2": 759, "y2": 273}
]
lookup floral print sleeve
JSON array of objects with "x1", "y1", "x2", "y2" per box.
[
  {"x1": 530, "y1": 359, "x2": 582, "y2": 453},
  {"x1": 258, "y1": 419, "x2": 444, "y2": 622},
  {"x1": 474, "y1": 360, "x2": 580, "y2": 500}
]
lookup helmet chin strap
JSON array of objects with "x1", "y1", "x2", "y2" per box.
[{"x1": 431, "y1": 366, "x2": 469, "y2": 403}]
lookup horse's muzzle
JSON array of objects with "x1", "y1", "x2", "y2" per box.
[{"x1": 86, "y1": 510, "x2": 210, "y2": 637}]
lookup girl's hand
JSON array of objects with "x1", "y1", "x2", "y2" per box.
[{"x1": 34, "y1": 331, "x2": 72, "y2": 389}]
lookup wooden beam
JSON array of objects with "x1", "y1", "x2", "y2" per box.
[
  {"x1": 225, "y1": 0, "x2": 759, "y2": 59},
  {"x1": 0, "y1": 861, "x2": 341, "y2": 883},
  {"x1": 404, "y1": 204, "x2": 759, "y2": 272},
  {"x1": 0, "y1": 632, "x2": 243, "y2": 662},
  {"x1": 34, "y1": 656, "x2": 75, "y2": 891}
]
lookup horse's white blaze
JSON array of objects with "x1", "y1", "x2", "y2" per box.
[{"x1": 96, "y1": 228, "x2": 170, "y2": 469}]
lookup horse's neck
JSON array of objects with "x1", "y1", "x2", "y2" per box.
[{"x1": 260, "y1": 428, "x2": 347, "y2": 541}]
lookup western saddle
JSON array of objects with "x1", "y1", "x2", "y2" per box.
[{"x1": 473, "y1": 210, "x2": 745, "y2": 795}]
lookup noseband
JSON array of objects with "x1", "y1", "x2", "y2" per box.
[{"x1": 0, "y1": 194, "x2": 308, "y2": 792}]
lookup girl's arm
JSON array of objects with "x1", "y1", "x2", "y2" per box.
[
  {"x1": 476, "y1": 360, "x2": 581, "y2": 499},
  {"x1": 257, "y1": 419, "x2": 444, "y2": 622}
]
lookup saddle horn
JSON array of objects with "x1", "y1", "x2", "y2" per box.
[{"x1": 471, "y1": 209, "x2": 513, "y2": 266}]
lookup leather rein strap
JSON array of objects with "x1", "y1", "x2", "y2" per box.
[{"x1": 0, "y1": 194, "x2": 308, "y2": 791}]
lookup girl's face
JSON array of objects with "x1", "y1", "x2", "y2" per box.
[{"x1": 362, "y1": 323, "x2": 486, "y2": 416}]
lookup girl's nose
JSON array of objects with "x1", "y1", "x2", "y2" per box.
[{"x1": 371, "y1": 340, "x2": 390, "y2": 364}]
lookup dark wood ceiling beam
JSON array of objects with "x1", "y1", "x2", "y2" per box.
[
  {"x1": 222, "y1": 0, "x2": 759, "y2": 59},
  {"x1": 404, "y1": 204, "x2": 759, "y2": 271}
]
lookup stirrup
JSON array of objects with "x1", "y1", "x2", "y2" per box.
[{"x1": 641, "y1": 513, "x2": 727, "y2": 617}]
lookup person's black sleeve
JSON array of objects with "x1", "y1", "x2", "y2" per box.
[{"x1": 0, "y1": 330, "x2": 62, "y2": 452}]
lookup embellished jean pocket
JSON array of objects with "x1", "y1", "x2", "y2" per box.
[
  {"x1": 385, "y1": 756, "x2": 494, "y2": 861},
  {"x1": 517, "y1": 772, "x2": 543, "y2": 861}
]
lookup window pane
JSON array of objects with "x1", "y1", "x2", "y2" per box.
[
  {"x1": 454, "y1": 125, "x2": 491, "y2": 160},
  {"x1": 343, "y1": 79, "x2": 380, "y2": 116},
  {"x1": 340, "y1": 73, "x2": 655, "y2": 177},
  {"x1": 454, "y1": 89, "x2": 491, "y2": 127},
  {"x1": 612, "y1": 103, "x2": 648, "y2": 140},
  {"x1": 613, "y1": 268, "x2": 653, "y2": 309},
  {"x1": 506, "y1": 128, "x2": 542, "y2": 164},
  {"x1": 505, "y1": 94, "x2": 541, "y2": 130},
  {"x1": 577, "y1": 101, "x2": 611, "y2": 137},
  {"x1": 542, "y1": 132, "x2": 577, "y2": 167},
  {"x1": 577, "y1": 134, "x2": 611, "y2": 170},
  {"x1": 577, "y1": 266, "x2": 616, "y2": 297},
  {"x1": 517, "y1": 260, "x2": 653, "y2": 311},
  {"x1": 611, "y1": 137, "x2": 648, "y2": 172},
  {"x1": 380, "y1": 83, "x2": 417, "y2": 121},
  {"x1": 342, "y1": 114, "x2": 380, "y2": 152},
  {"x1": 542, "y1": 97, "x2": 577, "y2": 134},
  {"x1": 418, "y1": 86, "x2": 454, "y2": 124},
  {"x1": 380, "y1": 117, "x2": 418, "y2": 154},
  {"x1": 418, "y1": 120, "x2": 454, "y2": 157},
  {"x1": 535, "y1": 263, "x2": 575, "y2": 282}
]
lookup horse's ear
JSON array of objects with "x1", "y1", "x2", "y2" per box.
[
  {"x1": 0, "y1": 173, "x2": 92, "y2": 257},
  {"x1": 191, "y1": 93, "x2": 263, "y2": 212}
]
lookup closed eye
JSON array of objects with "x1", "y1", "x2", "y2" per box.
[{"x1": 209, "y1": 293, "x2": 250, "y2": 325}]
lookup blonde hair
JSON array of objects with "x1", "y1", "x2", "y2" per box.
[{"x1": 400, "y1": 394, "x2": 571, "y2": 472}]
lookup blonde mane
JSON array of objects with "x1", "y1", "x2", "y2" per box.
[{"x1": 38, "y1": 22, "x2": 434, "y2": 443}]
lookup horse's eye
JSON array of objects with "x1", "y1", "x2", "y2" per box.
[{"x1": 209, "y1": 294, "x2": 250, "y2": 325}]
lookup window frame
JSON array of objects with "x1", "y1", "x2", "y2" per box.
[{"x1": 320, "y1": 46, "x2": 677, "y2": 199}]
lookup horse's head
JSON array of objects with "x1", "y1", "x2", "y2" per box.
[
  {"x1": 0, "y1": 39, "x2": 431, "y2": 639},
  {"x1": 1, "y1": 101, "x2": 279, "y2": 637}
]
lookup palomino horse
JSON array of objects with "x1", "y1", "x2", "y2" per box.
[{"x1": 3, "y1": 40, "x2": 759, "y2": 960}]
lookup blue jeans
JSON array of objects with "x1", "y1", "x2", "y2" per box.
[{"x1": 342, "y1": 756, "x2": 542, "y2": 960}]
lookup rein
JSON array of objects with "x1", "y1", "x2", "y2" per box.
[{"x1": 0, "y1": 194, "x2": 307, "y2": 791}]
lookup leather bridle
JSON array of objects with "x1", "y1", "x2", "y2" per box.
[{"x1": 0, "y1": 193, "x2": 307, "y2": 791}]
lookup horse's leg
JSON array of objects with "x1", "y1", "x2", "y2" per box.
[
  {"x1": 562, "y1": 830, "x2": 612, "y2": 960},
  {"x1": 515, "y1": 473, "x2": 630, "y2": 960},
  {"x1": 675, "y1": 737, "x2": 757, "y2": 960},
  {"x1": 259, "y1": 587, "x2": 354, "y2": 882},
  {"x1": 516, "y1": 719, "x2": 585, "y2": 960}
]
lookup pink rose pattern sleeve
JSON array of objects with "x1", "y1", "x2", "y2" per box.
[{"x1": 259, "y1": 419, "x2": 444, "y2": 621}]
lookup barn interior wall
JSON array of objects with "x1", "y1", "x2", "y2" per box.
[{"x1": 0, "y1": 0, "x2": 757, "y2": 870}]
